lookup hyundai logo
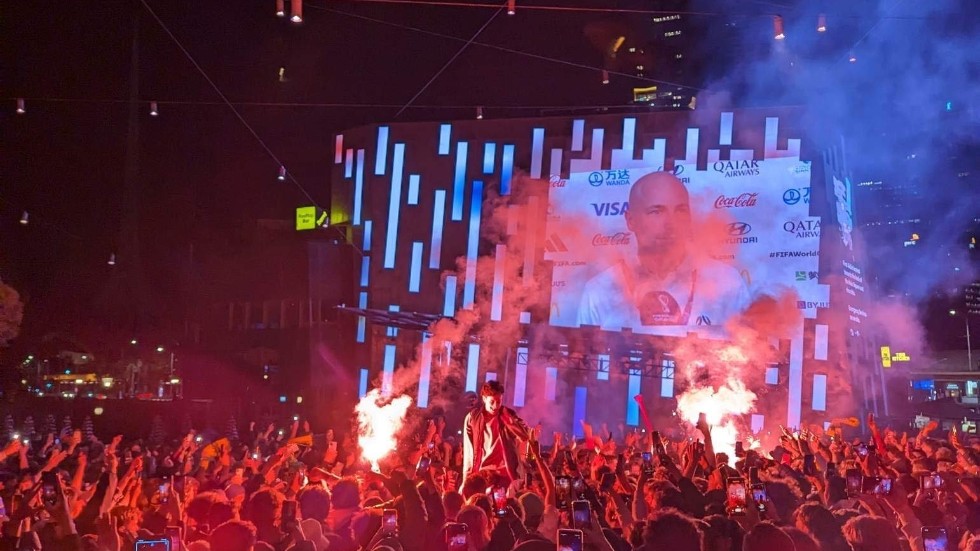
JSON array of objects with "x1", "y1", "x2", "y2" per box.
[
  {"x1": 728, "y1": 222, "x2": 752, "y2": 236},
  {"x1": 588, "y1": 172, "x2": 604, "y2": 187}
]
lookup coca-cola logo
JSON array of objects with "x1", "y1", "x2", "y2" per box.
[
  {"x1": 714, "y1": 192, "x2": 758, "y2": 209},
  {"x1": 592, "y1": 232, "x2": 631, "y2": 246}
]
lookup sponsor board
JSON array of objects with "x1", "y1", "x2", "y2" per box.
[{"x1": 546, "y1": 156, "x2": 822, "y2": 336}]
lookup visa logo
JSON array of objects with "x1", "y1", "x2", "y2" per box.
[{"x1": 591, "y1": 202, "x2": 630, "y2": 216}]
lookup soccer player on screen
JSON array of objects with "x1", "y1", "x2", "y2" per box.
[{"x1": 577, "y1": 171, "x2": 750, "y2": 331}]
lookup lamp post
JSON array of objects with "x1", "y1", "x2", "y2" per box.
[{"x1": 950, "y1": 310, "x2": 973, "y2": 371}]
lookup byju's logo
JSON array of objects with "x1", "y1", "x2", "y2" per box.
[
  {"x1": 783, "y1": 187, "x2": 811, "y2": 205},
  {"x1": 797, "y1": 300, "x2": 830, "y2": 309},
  {"x1": 591, "y1": 202, "x2": 629, "y2": 216}
]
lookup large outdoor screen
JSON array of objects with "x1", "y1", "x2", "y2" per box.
[{"x1": 545, "y1": 157, "x2": 823, "y2": 337}]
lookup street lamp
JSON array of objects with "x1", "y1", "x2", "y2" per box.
[{"x1": 950, "y1": 309, "x2": 974, "y2": 371}]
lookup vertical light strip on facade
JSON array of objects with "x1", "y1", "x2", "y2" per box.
[
  {"x1": 353, "y1": 150, "x2": 365, "y2": 225},
  {"x1": 814, "y1": 324, "x2": 829, "y2": 360},
  {"x1": 466, "y1": 343, "x2": 480, "y2": 392},
  {"x1": 358, "y1": 368, "x2": 369, "y2": 398},
  {"x1": 627, "y1": 372, "x2": 641, "y2": 425},
  {"x1": 545, "y1": 367, "x2": 557, "y2": 400},
  {"x1": 719, "y1": 112, "x2": 734, "y2": 146},
  {"x1": 382, "y1": 344, "x2": 396, "y2": 397},
  {"x1": 383, "y1": 143, "x2": 405, "y2": 269},
  {"x1": 438, "y1": 124, "x2": 451, "y2": 155},
  {"x1": 549, "y1": 149, "x2": 562, "y2": 179},
  {"x1": 407, "y1": 174, "x2": 420, "y2": 205},
  {"x1": 409, "y1": 242, "x2": 424, "y2": 293},
  {"x1": 429, "y1": 190, "x2": 446, "y2": 269},
  {"x1": 417, "y1": 335, "x2": 432, "y2": 408},
  {"x1": 334, "y1": 134, "x2": 344, "y2": 163},
  {"x1": 360, "y1": 256, "x2": 370, "y2": 287},
  {"x1": 356, "y1": 291, "x2": 368, "y2": 343},
  {"x1": 451, "y1": 142, "x2": 468, "y2": 221},
  {"x1": 500, "y1": 144, "x2": 514, "y2": 195},
  {"x1": 530, "y1": 128, "x2": 545, "y2": 178},
  {"x1": 571, "y1": 119, "x2": 585, "y2": 151},
  {"x1": 812, "y1": 374, "x2": 828, "y2": 411},
  {"x1": 362, "y1": 220, "x2": 372, "y2": 251},
  {"x1": 345, "y1": 149, "x2": 354, "y2": 178},
  {"x1": 523, "y1": 196, "x2": 538, "y2": 286},
  {"x1": 483, "y1": 142, "x2": 496, "y2": 174},
  {"x1": 374, "y1": 126, "x2": 389, "y2": 175},
  {"x1": 443, "y1": 275, "x2": 457, "y2": 317},
  {"x1": 490, "y1": 244, "x2": 506, "y2": 321},
  {"x1": 597, "y1": 353, "x2": 610, "y2": 381},
  {"x1": 572, "y1": 387, "x2": 587, "y2": 438},
  {"x1": 787, "y1": 331, "x2": 804, "y2": 427},
  {"x1": 684, "y1": 128, "x2": 699, "y2": 165},
  {"x1": 462, "y1": 180, "x2": 483, "y2": 309},
  {"x1": 513, "y1": 346, "x2": 528, "y2": 407}
]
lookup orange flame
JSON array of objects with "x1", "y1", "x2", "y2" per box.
[
  {"x1": 355, "y1": 389, "x2": 413, "y2": 471},
  {"x1": 676, "y1": 378, "x2": 756, "y2": 463}
]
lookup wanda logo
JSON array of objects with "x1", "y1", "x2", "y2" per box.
[
  {"x1": 592, "y1": 232, "x2": 631, "y2": 246},
  {"x1": 714, "y1": 192, "x2": 759, "y2": 208}
]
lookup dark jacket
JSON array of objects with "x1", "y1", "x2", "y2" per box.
[{"x1": 462, "y1": 406, "x2": 530, "y2": 482}]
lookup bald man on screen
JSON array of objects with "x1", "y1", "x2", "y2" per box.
[{"x1": 577, "y1": 172, "x2": 750, "y2": 331}]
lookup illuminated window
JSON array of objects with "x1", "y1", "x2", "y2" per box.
[
  {"x1": 765, "y1": 366, "x2": 779, "y2": 385},
  {"x1": 812, "y1": 374, "x2": 827, "y2": 411}
]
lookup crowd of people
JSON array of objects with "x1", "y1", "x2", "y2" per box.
[{"x1": 1, "y1": 388, "x2": 978, "y2": 551}]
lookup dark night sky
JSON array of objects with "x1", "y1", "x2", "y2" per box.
[{"x1": 2, "y1": 0, "x2": 974, "y2": 348}]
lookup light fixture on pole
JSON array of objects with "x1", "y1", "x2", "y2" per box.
[
  {"x1": 16, "y1": 98, "x2": 25, "y2": 114},
  {"x1": 278, "y1": 166, "x2": 287, "y2": 181},
  {"x1": 19, "y1": 212, "x2": 29, "y2": 225},
  {"x1": 476, "y1": 106, "x2": 484, "y2": 120},
  {"x1": 848, "y1": 52, "x2": 857, "y2": 63},
  {"x1": 507, "y1": 0, "x2": 515, "y2": 15},
  {"x1": 149, "y1": 101, "x2": 159, "y2": 116},
  {"x1": 601, "y1": 69, "x2": 610, "y2": 84},
  {"x1": 773, "y1": 16, "x2": 785, "y2": 40},
  {"x1": 275, "y1": 0, "x2": 285, "y2": 17},
  {"x1": 817, "y1": 14, "x2": 827, "y2": 32},
  {"x1": 278, "y1": 67, "x2": 286, "y2": 82},
  {"x1": 290, "y1": 0, "x2": 303, "y2": 22},
  {"x1": 107, "y1": 253, "x2": 116, "y2": 266}
]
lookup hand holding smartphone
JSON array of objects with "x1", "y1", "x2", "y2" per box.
[
  {"x1": 382, "y1": 509, "x2": 398, "y2": 534},
  {"x1": 445, "y1": 523, "x2": 468, "y2": 551},
  {"x1": 571, "y1": 500, "x2": 591, "y2": 530},
  {"x1": 557, "y1": 528, "x2": 584, "y2": 551},
  {"x1": 726, "y1": 478, "x2": 747, "y2": 516}
]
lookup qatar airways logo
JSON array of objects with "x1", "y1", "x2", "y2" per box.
[
  {"x1": 592, "y1": 232, "x2": 631, "y2": 246},
  {"x1": 783, "y1": 219, "x2": 821, "y2": 238},
  {"x1": 713, "y1": 159, "x2": 761, "y2": 178},
  {"x1": 714, "y1": 192, "x2": 758, "y2": 209}
]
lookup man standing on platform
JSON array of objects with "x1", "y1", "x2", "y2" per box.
[{"x1": 462, "y1": 380, "x2": 532, "y2": 485}]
